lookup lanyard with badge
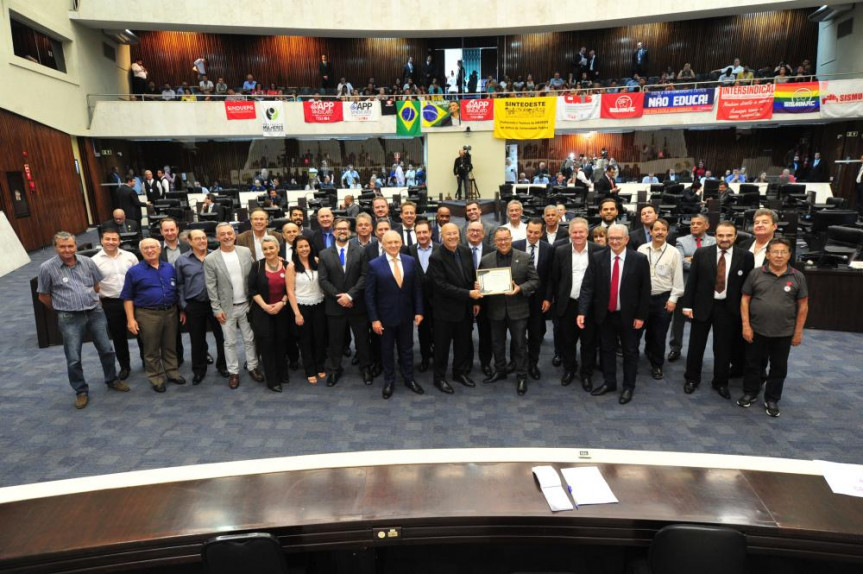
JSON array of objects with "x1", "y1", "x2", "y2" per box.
[{"x1": 647, "y1": 244, "x2": 669, "y2": 277}]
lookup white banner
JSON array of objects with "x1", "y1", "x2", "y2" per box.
[
  {"x1": 343, "y1": 100, "x2": 381, "y2": 122},
  {"x1": 820, "y1": 79, "x2": 863, "y2": 119},
  {"x1": 557, "y1": 94, "x2": 600, "y2": 122},
  {"x1": 259, "y1": 101, "x2": 285, "y2": 137}
]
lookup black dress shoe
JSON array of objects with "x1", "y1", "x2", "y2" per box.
[
  {"x1": 434, "y1": 379, "x2": 454, "y2": 394},
  {"x1": 619, "y1": 388, "x2": 633, "y2": 405},
  {"x1": 371, "y1": 363, "x2": 383, "y2": 378},
  {"x1": 651, "y1": 366, "x2": 663, "y2": 380},
  {"x1": 169, "y1": 376, "x2": 186, "y2": 385},
  {"x1": 591, "y1": 384, "x2": 615, "y2": 396},
  {"x1": 713, "y1": 385, "x2": 731, "y2": 399},
  {"x1": 683, "y1": 380, "x2": 698, "y2": 394},
  {"x1": 326, "y1": 367, "x2": 344, "y2": 387},
  {"x1": 517, "y1": 377, "x2": 527, "y2": 396},
  {"x1": 153, "y1": 383, "x2": 166, "y2": 393},
  {"x1": 118, "y1": 368, "x2": 131, "y2": 381},
  {"x1": 483, "y1": 371, "x2": 507, "y2": 384},
  {"x1": 268, "y1": 383, "x2": 283, "y2": 393},
  {"x1": 362, "y1": 367, "x2": 373, "y2": 385},
  {"x1": 382, "y1": 382, "x2": 394, "y2": 399},
  {"x1": 667, "y1": 349, "x2": 681, "y2": 362},
  {"x1": 561, "y1": 371, "x2": 575, "y2": 386},
  {"x1": 351, "y1": 354, "x2": 360, "y2": 366},
  {"x1": 405, "y1": 380, "x2": 425, "y2": 395},
  {"x1": 452, "y1": 373, "x2": 476, "y2": 388},
  {"x1": 218, "y1": 367, "x2": 230, "y2": 378},
  {"x1": 481, "y1": 364, "x2": 493, "y2": 377},
  {"x1": 206, "y1": 353, "x2": 214, "y2": 365},
  {"x1": 528, "y1": 364, "x2": 541, "y2": 380},
  {"x1": 552, "y1": 354, "x2": 562, "y2": 367},
  {"x1": 417, "y1": 358, "x2": 430, "y2": 373},
  {"x1": 581, "y1": 375, "x2": 594, "y2": 392},
  {"x1": 506, "y1": 361, "x2": 516, "y2": 374},
  {"x1": 192, "y1": 374, "x2": 205, "y2": 385}
]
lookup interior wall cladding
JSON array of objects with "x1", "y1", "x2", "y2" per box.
[
  {"x1": 132, "y1": 10, "x2": 817, "y2": 87},
  {"x1": 0, "y1": 109, "x2": 87, "y2": 251}
]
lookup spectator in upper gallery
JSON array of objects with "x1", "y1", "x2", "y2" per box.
[
  {"x1": 677, "y1": 63, "x2": 696, "y2": 81},
  {"x1": 632, "y1": 41, "x2": 649, "y2": 76},
  {"x1": 587, "y1": 50, "x2": 599, "y2": 80},
  {"x1": 773, "y1": 67, "x2": 790, "y2": 83},
  {"x1": 198, "y1": 75, "x2": 214, "y2": 93},
  {"x1": 778, "y1": 168, "x2": 797, "y2": 185},
  {"x1": 625, "y1": 74, "x2": 641, "y2": 91},
  {"x1": 265, "y1": 83, "x2": 282, "y2": 98},
  {"x1": 718, "y1": 68, "x2": 737, "y2": 85},
  {"x1": 773, "y1": 61, "x2": 794, "y2": 76},
  {"x1": 242, "y1": 74, "x2": 257, "y2": 93},
  {"x1": 179, "y1": 82, "x2": 197, "y2": 101},
  {"x1": 192, "y1": 57, "x2": 207, "y2": 78},
  {"x1": 225, "y1": 88, "x2": 244, "y2": 101},
  {"x1": 692, "y1": 160, "x2": 707, "y2": 180},
  {"x1": 161, "y1": 83, "x2": 177, "y2": 101},
  {"x1": 215, "y1": 77, "x2": 228, "y2": 96},
  {"x1": 607, "y1": 80, "x2": 620, "y2": 93},
  {"x1": 336, "y1": 77, "x2": 354, "y2": 96},
  {"x1": 571, "y1": 46, "x2": 588, "y2": 84},
  {"x1": 428, "y1": 78, "x2": 444, "y2": 96},
  {"x1": 738, "y1": 66, "x2": 755, "y2": 83},
  {"x1": 548, "y1": 72, "x2": 565, "y2": 90},
  {"x1": 713, "y1": 58, "x2": 744, "y2": 76},
  {"x1": 524, "y1": 74, "x2": 536, "y2": 92}
]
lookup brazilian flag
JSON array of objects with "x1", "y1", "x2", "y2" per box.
[
  {"x1": 396, "y1": 101, "x2": 421, "y2": 136},
  {"x1": 421, "y1": 101, "x2": 451, "y2": 127}
]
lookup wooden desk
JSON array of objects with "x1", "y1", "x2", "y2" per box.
[{"x1": 0, "y1": 460, "x2": 861, "y2": 572}]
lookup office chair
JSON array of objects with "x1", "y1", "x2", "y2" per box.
[
  {"x1": 202, "y1": 532, "x2": 287, "y2": 574},
  {"x1": 648, "y1": 524, "x2": 747, "y2": 574}
]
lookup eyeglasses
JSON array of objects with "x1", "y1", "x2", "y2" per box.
[{"x1": 607, "y1": 236, "x2": 626, "y2": 242}]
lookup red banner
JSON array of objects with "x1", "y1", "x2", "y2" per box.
[
  {"x1": 224, "y1": 101, "x2": 256, "y2": 120},
  {"x1": 716, "y1": 84, "x2": 774, "y2": 121},
  {"x1": 303, "y1": 100, "x2": 343, "y2": 123},
  {"x1": 600, "y1": 92, "x2": 644, "y2": 119},
  {"x1": 460, "y1": 98, "x2": 494, "y2": 121}
]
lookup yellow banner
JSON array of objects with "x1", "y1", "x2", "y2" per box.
[{"x1": 493, "y1": 97, "x2": 557, "y2": 139}]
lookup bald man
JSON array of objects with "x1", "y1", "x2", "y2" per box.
[{"x1": 102, "y1": 209, "x2": 140, "y2": 235}]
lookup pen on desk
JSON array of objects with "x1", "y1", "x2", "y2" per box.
[{"x1": 568, "y1": 485, "x2": 578, "y2": 509}]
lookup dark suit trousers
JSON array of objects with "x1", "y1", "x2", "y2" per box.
[
  {"x1": 381, "y1": 320, "x2": 415, "y2": 384},
  {"x1": 491, "y1": 316, "x2": 528, "y2": 377},
  {"x1": 185, "y1": 299, "x2": 226, "y2": 378},
  {"x1": 433, "y1": 315, "x2": 472, "y2": 379},
  {"x1": 560, "y1": 299, "x2": 596, "y2": 376},
  {"x1": 598, "y1": 312, "x2": 639, "y2": 390},
  {"x1": 456, "y1": 174, "x2": 469, "y2": 199},
  {"x1": 101, "y1": 298, "x2": 131, "y2": 370},
  {"x1": 684, "y1": 299, "x2": 740, "y2": 387},
  {"x1": 743, "y1": 334, "x2": 792, "y2": 402},
  {"x1": 296, "y1": 303, "x2": 328, "y2": 377},
  {"x1": 470, "y1": 308, "x2": 493, "y2": 367},
  {"x1": 251, "y1": 307, "x2": 289, "y2": 385},
  {"x1": 525, "y1": 296, "x2": 547, "y2": 365},
  {"x1": 669, "y1": 303, "x2": 686, "y2": 352},
  {"x1": 418, "y1": 299, "x2": 434, "y2": 361},
  {"x1": 328, "y1": 313, "x2": 370, "y2": 371},
  {"x1": 643, "y1": 292, "x2": 672, "y2": 367}
]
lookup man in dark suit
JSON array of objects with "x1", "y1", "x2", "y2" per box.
[
  {"x1": 479, "y1": 227, "x2": 540, "y2": 395},
  {"x1": 587, "y1": 50, "x2": 599, "y2": 80},
  {"x1": 102, "y1": 209, "x2": 140, "y2": 235},
  {"x1": 402, "y1": 56, "x2": 415, "y2": 83},
  {"x1": 540, "y1": 204, "x2": 568, "y2": 246},
  {"x1": 513, "y1": 219, "x2": 553, "y2": 380},
  {"x1": 578, "y1": 224, "x2": 651, "y2": 404},
  {"x1": 427, "y1": 223, "x2": 482, "y2": 393},
  {"x1": 408, "y1": 220, "x2": 437, "y2": 374},
  {"x1": 680, "y1": 221, "x2": 755, "y2": 399},
  {"x1": 318, "y1": 218, "x2": 372, "y2": 386},
  {"x1": 364, "y1": 231, "x2": 425, "y2": 399},
  {"x1": 545, "y1": 218, "x2": 601, "y2": 390},
  {"x1": 465, "y1": 220, "x2": 494, "y2": 377},
  {"x1": 310, "y1": 207, "x2": 335, "y2": 254},
  {"x1": 114, "y1": 176, "x2": 144, "y2": 224},
  {"x1": 393, "y1": 200, "x2": 419, "y2": 249},
  {"x1": 141, "y1": 170, "x2": 161, "y2": 205},
  {"x1": 289, "y1": 207, "x2": 315, "y2": 240},
  {"x1": 461, "y1": 201, "x2": 495, "y2": 246},
  {"x1": 632, "y1": 41, "x2": 649, "y2": 76},
  {"x1": 365, "y1": 218, "x2": 390, "y2": 261},
  {"x1": 628, "y1": 204, "x2": 656, "y2": 250},
  {"x1": 199, "y1": 194, "x2": 228, "y2": 221},
  {"x1": 594, "y1": 166, "x2": 620, "y2": 205}
]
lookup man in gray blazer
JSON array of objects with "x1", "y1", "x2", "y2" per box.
[
  {"x1": 204, "y1": 222, "x2": 264, "y2": 389},
  {"x1": 668, "y1": 214, "x2": 715, "y2": 362},
  {"x1": 461, "y1": 200, "x2": 495, "y2": 247},
  {"x1": 478, "y1": 227, "x2": 540, "y2": 395}
]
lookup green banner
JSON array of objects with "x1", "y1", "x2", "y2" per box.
[{"x1": 396, "y1": 101, "x2": 421, "y2": 136}]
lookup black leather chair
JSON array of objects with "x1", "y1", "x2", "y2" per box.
[
  {"x1": 202, "y1": 532, "x2": 287, "y2": 574},
  {"x1": 648, "y1": 524, "x2": 747, "y2": 574}
]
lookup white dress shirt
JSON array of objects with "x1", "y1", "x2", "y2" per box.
[
  {"x1": 91, "y1": 248, "x2": 138, "y2": 299},
  {"x1": 503, "y1": 221, "x2": 527, "y2": 242},
  {"x1": 749, "y1": 239, "x2": 770, "y2": 268},
  {"x1": 637, "y1": 241, "x2": 685, "y2": 302},
  {"x1": 570, "y1": 245, "x2": 589, "y2": 300}
]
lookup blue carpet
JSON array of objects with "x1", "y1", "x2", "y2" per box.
[{"x1": 1, "y1": 229, "x2": 861, "y2": 487}]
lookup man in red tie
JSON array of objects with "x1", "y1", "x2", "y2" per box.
[{"x1": 577, "y1": 224, "x2": 651, "y2": 404}]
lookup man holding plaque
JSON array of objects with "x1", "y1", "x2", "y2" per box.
[{"x1": 478, "y1": 227, "x2": 540, "y2": 395}]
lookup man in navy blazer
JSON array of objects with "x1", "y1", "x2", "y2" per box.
[
  {"x1": 513, "y1": 219, "x2": 553, "y2": 380},
  {"x1": 578, "y1": 224, "x2": 651, "y2": 404},
  {"x1": 365, "y1": 230, "x2": 425, "y2": 399}
]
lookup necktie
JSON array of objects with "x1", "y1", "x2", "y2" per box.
[
  {"x1": 608, "y1": 256, "x2": 620, "y2": 312},
  {"x1": 391, "y1": 257, "x2": 402, "y2": 287},
  {"x1": 696, "y1": 236, "x2": 702, "y2": 248},
  {"x1": 325, "y1": 232, "x2": 332, "y2": 248},
  {"x1": 405, "y1": 229, "x2": 413, "y2": 247},
  {"x1": 646, "y1": 228, "x2": 651, "y2": 243},
  {"x1": 529, "y1": 244, "x2": 536, "y2": 267},
  {"x1": 472, "y1": 247, "x2": 479, "y2": 269},
  {"x1": 339, "y1": 247, "x2": 346, "y2": 267},
  {"x1": 715, "y1": 250, "x2": 727, "y2": 294}
]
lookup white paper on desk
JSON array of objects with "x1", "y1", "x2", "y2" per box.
[
  {"x1": 816, "y1": 460, "x2": 863, "y2": 498},
  {"x1": 532, "y1": 465, "x2": 573, "y2": 511},
  {"x1": 561, "y1": 466, "x2": 619, "y2": 506}
]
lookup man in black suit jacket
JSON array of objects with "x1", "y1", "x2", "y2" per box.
[
  {"x1": 102, "y1": 209, "x2": 140, "y2": 236},
  {"x1": 141, "y1": 170, "x2": 161, "y2": 205},
  {"x1": 408, "y1": 220, "x2": 438, "y2": 374},
  {"x1": 465, "y1": 220, "x2": 494, "y2": 377},
  {"x1": 632, "y1": 41, "x2": 649, "y2": 76},
  {"x1": 318, "y1": 217, "x2": 372, "y2": 386},
  {"x1": 310, "y1": 207, "x2": 335, "y2": 255},
  {"x1": 680, "y1": 221, "x2": 755, "y2": 399},
  {"x1": 545, "y1": 218, "x2": 601, "y2": 390},
  {"x1": 578, "y1": 224, "x2": 651, "y2": 404},
  {"x1": 513, "y1": 219, "x2": 553, "y2": 380},
  {"x1": 114, "y1": 177, "x2": 144, "y2": 223},
  {"x1": 427, "y1": 223, "x2": 483, "y2": 393},
  {"x1": 594, "y1": 166, "x2": 620, "y2": 205}
]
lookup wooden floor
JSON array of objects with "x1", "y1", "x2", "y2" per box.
[{"x1": 0, "y1": 458, "x2": 861, "y2": 572}]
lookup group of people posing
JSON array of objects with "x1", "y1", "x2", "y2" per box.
[{"x1": 38, "y1": 197, "x2": 807, "y2": 418}]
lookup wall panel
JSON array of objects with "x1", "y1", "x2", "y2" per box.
[{"x1": 0, "y1": 109, "x2": 88, "y2": 251}]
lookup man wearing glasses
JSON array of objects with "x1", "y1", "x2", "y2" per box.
[{"x1": 737, "y1": 238, "x2": 808, "y2": 418}]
